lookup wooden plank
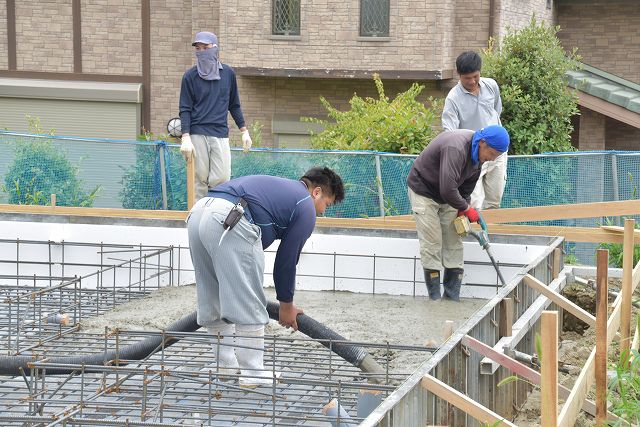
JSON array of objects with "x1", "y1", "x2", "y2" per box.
[
  {"x1": 620, "y1": 219, "x2": 635, "y2": 356},
  {"x1": 387, "y1": 200, "x2": 640, "y2": 224},
  {"x1": 0, "y1": 204, "x2": 188, "y2": 220},
  {"x1": 420, "y1": 375, "x2": 517, "y2": 427},
  {"x1": 541, "y1": 311, "x2": 559, "y2": 427},
  {"x1": 523, "y1": 275, "x2": 595, "y2": 327},
  {"x1": 499, "y1": 298, "x2": 513, "y2": 338},
  {"x1": 595, "y1": 249, "x2": 608, "y2": 427},
  {"x1": 187, "y1": 155, "x2": 195, "y2": 210},
  {"x1": 481, "y1": 200, "x2": 640, "y2": 224}
]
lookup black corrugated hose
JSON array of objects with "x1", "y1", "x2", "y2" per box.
[{"x1": 0, "y1": 303, "x2": 384, "y2": 379}]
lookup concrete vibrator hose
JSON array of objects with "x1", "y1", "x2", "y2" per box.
[{"x1": 0, "y1": 303, "x2": 385, "y2": 379}]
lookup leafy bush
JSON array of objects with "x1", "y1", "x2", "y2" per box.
[
  {"x1": 305, "y1": 74, "x2": 442, "y2": 154},
  {"x1": 2, "y1": 137, "x2": 100, "y2": 207},
  {"x1": 482, "y1": 17, "x2": 580, "y2": 155}
]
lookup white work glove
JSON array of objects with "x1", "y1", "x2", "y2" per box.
[
  {"x1": 180, "y1": 134, "x2": 195, "y2": 160},
  {"x1": 241, "y1": 130, "x2": 252, "y2": 152}
]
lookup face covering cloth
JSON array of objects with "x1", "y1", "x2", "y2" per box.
[{"x1": 196, "y1": 46, "x2": 222, "y2": 80}]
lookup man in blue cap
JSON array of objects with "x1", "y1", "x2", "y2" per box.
[
  {"x1": 179, "y1": 31, "x2": 253, "y2": 201},
  {"x1": 407, "y1": 125, "x2": 510, "y2": 301}
]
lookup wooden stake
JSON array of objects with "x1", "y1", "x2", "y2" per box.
[
  {"x1": 595, "y1": 249, "x2": 609, "y2": 427},
  {"x1": 552, "y1": 247, "x2": 563, "y2": 279},
  {"x1": 499, "y1": 298, "x2": 513, "y2": 338},
  {"x1": 186, "y1": 155, "x2": 195, "y2": 210},
  {"x1": 442, "y1": 320, "x2": 454, "y2": 341},
  {"x1": 50, "y1": 193, "x2": 56, "y2": 207},
  {"x1": 541, "y1": 310, "x2": 558, "y2": 427},
  {"x1": 620, "y1": 218, "x2": 635, "y2": 357}
]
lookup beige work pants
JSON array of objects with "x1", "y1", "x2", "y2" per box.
[
  {"x1": 191, "y1": 134, "x2": 231, "y2": 201},
  {"x1": 408, "y1": 188, "x2": 463, "y2": 271}
]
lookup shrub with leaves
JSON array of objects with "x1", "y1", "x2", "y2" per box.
[
  {"x1": 2, "y1": 138, "x2": 100, "y2": 207},
  {"x1": 305, "y1": 74, "x2": 442, "y2": 154},
  {"x1": 482, "y1": 17, "x2": 580, "y2": 155}
]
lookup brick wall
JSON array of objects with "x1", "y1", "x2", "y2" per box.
[
  {"x1": 234, "y1": 76, "x2": 442, "y2": 147},
  {"x1": 557, "y1": 2, "x2": 640, "y2": 84},
  {"x1": 496, "y1": 0, "x2": 554, "y2": 43},
  {"x1": 218, "y1": 0, "x2": 452, "y2": 71},
  {"x1": 606, "y1": 118, "x2": 640, "y2": 151},
  {"x1": 81, "y1": 0, "x2": 142, "y2": 75},
  {"x1": 15, "y1": 1, "x2": 73, "y2": 72}
]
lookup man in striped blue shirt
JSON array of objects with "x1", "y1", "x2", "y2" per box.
[{"x1": 187, "y1": 167, "x2": 344, "y2": 387}]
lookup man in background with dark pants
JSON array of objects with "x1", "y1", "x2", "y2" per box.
[{"x1": 407, "y1": 125, "x2": 509, "y2": 301}]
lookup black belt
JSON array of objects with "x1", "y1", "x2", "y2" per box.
[{"x1": 208, "y1": 191, "x2": 253, "y2": 223}]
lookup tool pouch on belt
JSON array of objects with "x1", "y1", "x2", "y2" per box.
[{"x1": 223, "y1": 198, "x2": 248, "y2": 231}]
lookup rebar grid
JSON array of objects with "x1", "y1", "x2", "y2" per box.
[
  {"x1": 0, "y1": 328, "x2": 427, "y2": 426},
  {"x1": 0, "y1": 238, "x2": 440, "y2": 425},
  {"x1": 0, "y1": 240, "x2": 177, "y2": 355}
]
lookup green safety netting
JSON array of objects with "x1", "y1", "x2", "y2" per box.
[{"x1": 1, "y1": 131, "x2": 638, "y2": 263}]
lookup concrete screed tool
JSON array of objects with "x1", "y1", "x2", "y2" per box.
[{"x1": 453, "y1": 213, "x2": 507, "y2": 286}]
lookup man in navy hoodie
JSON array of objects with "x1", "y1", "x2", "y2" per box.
[
  {"x1": 187, "y1": 167, "x2": 344, "y2": 387},
  {"x1": 179, "y1": 31, "x2": 252, "y2": 200}
]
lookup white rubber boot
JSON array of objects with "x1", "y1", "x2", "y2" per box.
[
  {"x1": 206, "y1": 322, "x2": 239, "y2": 376},
  {"x1": 235, "y1": 324, "x2": 279, "y2": 388}
]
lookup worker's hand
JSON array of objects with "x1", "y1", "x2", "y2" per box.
[
  {"x1": 278, "y1": 301, "x2": 304, "y2": 331},
  {"x1": 460, "y1": 207, "x2": 480, "y2": 223},
  {"x1": 241, "y1": 130, "x2": 252, "y2": 152},
  {"x1": 180, "y1": 134, "x2": 195, "y2": 160}
]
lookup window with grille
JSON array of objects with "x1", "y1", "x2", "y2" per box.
[
  {"x1": 360, "y1": 0, "x2": 390, "y2": 37},
  {"x1": 272, "y1": 0, "x2": 301, "y2": 36}
]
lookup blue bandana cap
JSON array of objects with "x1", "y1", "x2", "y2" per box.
[{"x1": 471, "y1": 125, "x2": 510, "y2": 165}]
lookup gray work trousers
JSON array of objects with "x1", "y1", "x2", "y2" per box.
[
  {"x1": 408, "y1": 188, "x2": 464, "y2": 271},
  {"x1": 191, "y1": 134, "x2": 231, "y2": 201},
  {"x1": 187, "y1": 197, "x2": 268, "y2": 326}
]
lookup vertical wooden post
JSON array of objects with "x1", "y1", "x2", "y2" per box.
[
  {"x1": 187, "y1": 155, "x2": 195, "y2": 210},
  {"x1": 443, "y1": 320, "x2": 454, "y2": 341},
  {"x1": 595, "y1": 249, "x2": 609, "y2": 427},
  {"x1": 552, "y1": 247, "x2": 563, "y2": 279},
  {"x1": 620, "y1": 218, "x2": 635, "y2": 357},
  {"x1": 50, "y1": 193, "x2": 56, "y2": 207},
  {"x1": 499, "y1": 298, "x2": 513, "y2": 338},
  {"x1": 541, "y1": 310, "x2": 558, "y2": 427}
]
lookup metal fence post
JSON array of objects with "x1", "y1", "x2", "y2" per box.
[
  {"x1": 374, "y1": 154, "x2": 385, "y2": 218},
  {"x1": 611, "y1": 153, "x2": 620, "y2": 226},
  {"x1": 158, "y1": 142, "x2": 168, "y2": 210}
]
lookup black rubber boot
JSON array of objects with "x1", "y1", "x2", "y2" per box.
[
  {"x1": 423, "y1": 269, "x2": 441, "y2": 300},
  {"x1": 443, "y1": 268, "x2": 464, "y2": 302}
]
